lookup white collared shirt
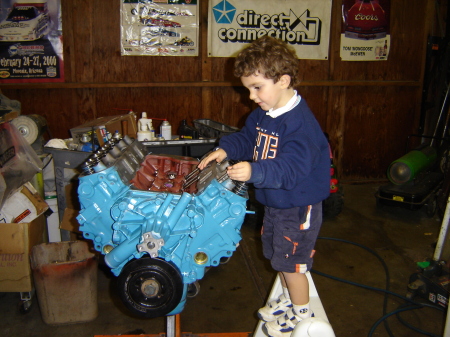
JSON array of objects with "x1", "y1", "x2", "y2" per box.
[{"x1": 266, "y1": 90, "x2": 301, "y2": 118}]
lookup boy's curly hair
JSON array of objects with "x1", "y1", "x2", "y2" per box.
[{"x1": 234, "y1": 36, "x2": 300, "y2": 88}]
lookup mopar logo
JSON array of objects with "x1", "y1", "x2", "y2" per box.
[{"x1": 212, "y1": 0, "x2": 236, "y2": 24}]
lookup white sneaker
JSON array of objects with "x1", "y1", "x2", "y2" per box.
[
  {"x1": 262, "y1": 308, "x2": 314, "y2": 337},
  {"x1": 257, "y1": 294, "x2": 292, "y2": 322}
]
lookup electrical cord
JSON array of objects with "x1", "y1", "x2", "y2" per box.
[
  {"x1": 369, "y1": 304, "x2": 425, "y2": 336},
  {"x1": 312, "y1": 237, "x2": 446, "y2": 337},
  {"x1": 395, "y1": 302, "x2": 444, "y2": 337},
  {"x1": 314, "y1": 236, "x2": 396, "y2": 337}
]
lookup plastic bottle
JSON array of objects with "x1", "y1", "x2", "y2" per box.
[
  {"x1": 137, "y1": 123, "x2": 152, "y2": 141},
  {"x1": 138, "y1": 112, "x2": 150, "y2": 132},
  {"x1": 160, "y1": 120, "x2": 172, "y2": 141},
  {"x1": 148, "y1": 119, "x2": 155, "y2": 141}
]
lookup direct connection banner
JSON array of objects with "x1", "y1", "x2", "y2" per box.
[
  {"x1": 207, "y1": 0, "x2": 332, "y2": 59},
  {"x1": 0, "y1": 0, "x2": 63, "y2": 83}
]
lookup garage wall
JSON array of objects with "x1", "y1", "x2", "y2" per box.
[{"x1": 0, "y1": 0, "x2": 438, "y2": 181}]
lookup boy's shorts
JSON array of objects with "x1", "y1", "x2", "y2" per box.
[{"x1": 261, "y1": 202, "x2": 322, "y2": 273}]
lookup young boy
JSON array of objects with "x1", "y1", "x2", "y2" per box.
[{"x1": 198, "y1": 36, "x2": 330, "y2": 337}]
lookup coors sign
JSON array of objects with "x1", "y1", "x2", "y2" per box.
[{"x1": 344, "y1": 0, "x2": 388, "y2": 40}]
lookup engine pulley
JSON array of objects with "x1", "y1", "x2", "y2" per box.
[{"x1": 117, "y1": 258, "x2": 184, "y2": 318}]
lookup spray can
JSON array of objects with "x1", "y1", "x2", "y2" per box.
[
  {"x1": 160, "y1": 120, "x2": 172, "y2": 141},
  {"x1": 137, "y1": 123, "x2": 152, "y2": 141}
]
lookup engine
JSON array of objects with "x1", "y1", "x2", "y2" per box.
[{"x1": 76, "y1": 135, "x2": 249, "y2": 318}]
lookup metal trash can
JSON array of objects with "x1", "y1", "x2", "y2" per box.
[{"x1": 30, "y1": 240, "x2": 98, "y2": 325}]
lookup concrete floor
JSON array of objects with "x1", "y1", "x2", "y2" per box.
[{"x1": 0, "y1": 183, "x2": 447, "y2": 337}]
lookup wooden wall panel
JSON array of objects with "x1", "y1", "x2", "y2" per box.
[
  {"x1": 71, "y1": 0, "x2": 94, "y2": 82},
  {"x1": 330, "y1": 1, "x2": 429, "y2": 82},
  {"x1": 76, "y1": 88, "x2": 97, "y2": 126},
  {"x1": 60, "y1": 1, "x2": 74, "y2": 81},
  {"x1": 210, "y1": 56, "x2": 332, "y2": 83},
  {"x1": 0, "y1": 0, "x2": 438, "y2": 181},
  {"x1": 211, "y1": 58, "x2": 237, "y2": 83},
  {"x1": 298, "y1": 60, "x2": 331, "y2": 82},
  {"x1": 341, "y1": 86, "x2": 419, "y2": 179},
  {"x1": 79, "y1": 0, "x2": 202, "y2": 83},
  {"x1": 2, "y1": 89, "x2": 79, "y2": 139},
  {"x1": 296, "y1": 87, "x2": 330, "y2": 129},
  {"x1": 91, "y1": 87, "x2": 204, "y2": 134},
  {"x1": 210, "y1": 86, "x2": 255, "y2": 128},
  {"x1": 325, "y1": 87, "x2": 347, "y2": 173}
]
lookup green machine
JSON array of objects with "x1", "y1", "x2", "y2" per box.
[
  {"x1": 387, "y1": 145, "x2": 437, "y2": 185},
  {"x1": 375, "y1": 144, "x2": 443, "y2": 217}
]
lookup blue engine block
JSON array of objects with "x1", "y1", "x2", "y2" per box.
[{"x1": 76, "y1": 135, "x2": 249, "y2": 317}]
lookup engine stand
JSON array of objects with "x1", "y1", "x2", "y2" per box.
[
  {"x1": 95, "y1": 272, "x2": 335, "y2": 337},
  {"x1": 94, "y1": 314, "x2": 252, "y2": 337},
  {"x1": 254, "y1": 272, "x2": 336, "y2": 337}
]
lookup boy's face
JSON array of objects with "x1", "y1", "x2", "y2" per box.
[{"x1": 240, "y1": 72, "x2": 291, "y2": 111}]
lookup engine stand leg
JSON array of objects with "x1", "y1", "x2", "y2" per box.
[{"x1": 166, "y1": 315, "x2": 181, "y2": 337}]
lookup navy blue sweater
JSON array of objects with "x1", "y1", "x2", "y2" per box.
[{"x1": 220, "y1": 98, "x2": 330, "y2": 208}]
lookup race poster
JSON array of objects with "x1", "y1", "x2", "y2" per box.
[
  {"x1": 121, "y1": 0, "x2": 199, "y2": 57},
  {"x1": 0, "y1": 0, "x2": 63, "y2": 83},
  {"x1": 340, "y1": 0, "x2": 391, "y2": 61},
  {"x1": 208, "y1": 0, "x2": 332, "y2": 59}
]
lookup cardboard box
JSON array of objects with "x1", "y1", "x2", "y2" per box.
[
  {"x1": 70, "y1": 113, "x2": 137, "y2": 146},
  {"x1": 0, "y1": 181, "x2": 49, "y2": 292},
  {"x1": 0, "y1": 182, "x2": 49, "y2": 224},
  {"x1": 0, "y1": 214, "x2": 46, "y2": 292},
  {"x1": 0, "y1": 110, "x2": 18, "y2": 124},
  {"x1": 0, "y1": 90, "x2": 21, "y2": 124},
  {"x1": 60, "y1": 183, "x2": 82, "y2": 234}
]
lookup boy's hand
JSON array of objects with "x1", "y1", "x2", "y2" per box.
[
  {"x1": 227, "y1": 161, "x2": 251, "y2": 182},
  {"x1": 198, "y1": 148, "x2": 227, "y2": 170}
]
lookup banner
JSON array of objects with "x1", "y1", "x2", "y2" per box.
[
  {"x1": 0, "y1": 0, "x2": 63, "y2": 83},
  {"x1": 121, "y1": 0, "x2": 199, "y2": 57},
  {"x1": 340, "y1": 0, "x2": 391, "y2": 61},
  {"x1": 208, "y1": 0, "x2": 332, "y2": 59}
]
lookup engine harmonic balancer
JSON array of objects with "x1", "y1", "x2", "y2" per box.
[{"x1": 76, "y1": 135, "x2": 249, "y2": 318}]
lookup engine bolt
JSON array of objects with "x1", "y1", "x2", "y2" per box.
[{"x1": 141, "y1": 279, "x2": 159, "y2": 297}]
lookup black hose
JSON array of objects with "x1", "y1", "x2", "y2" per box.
[{"x1": 313, "y1": 237, "x2": 446, "y2": 337}]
